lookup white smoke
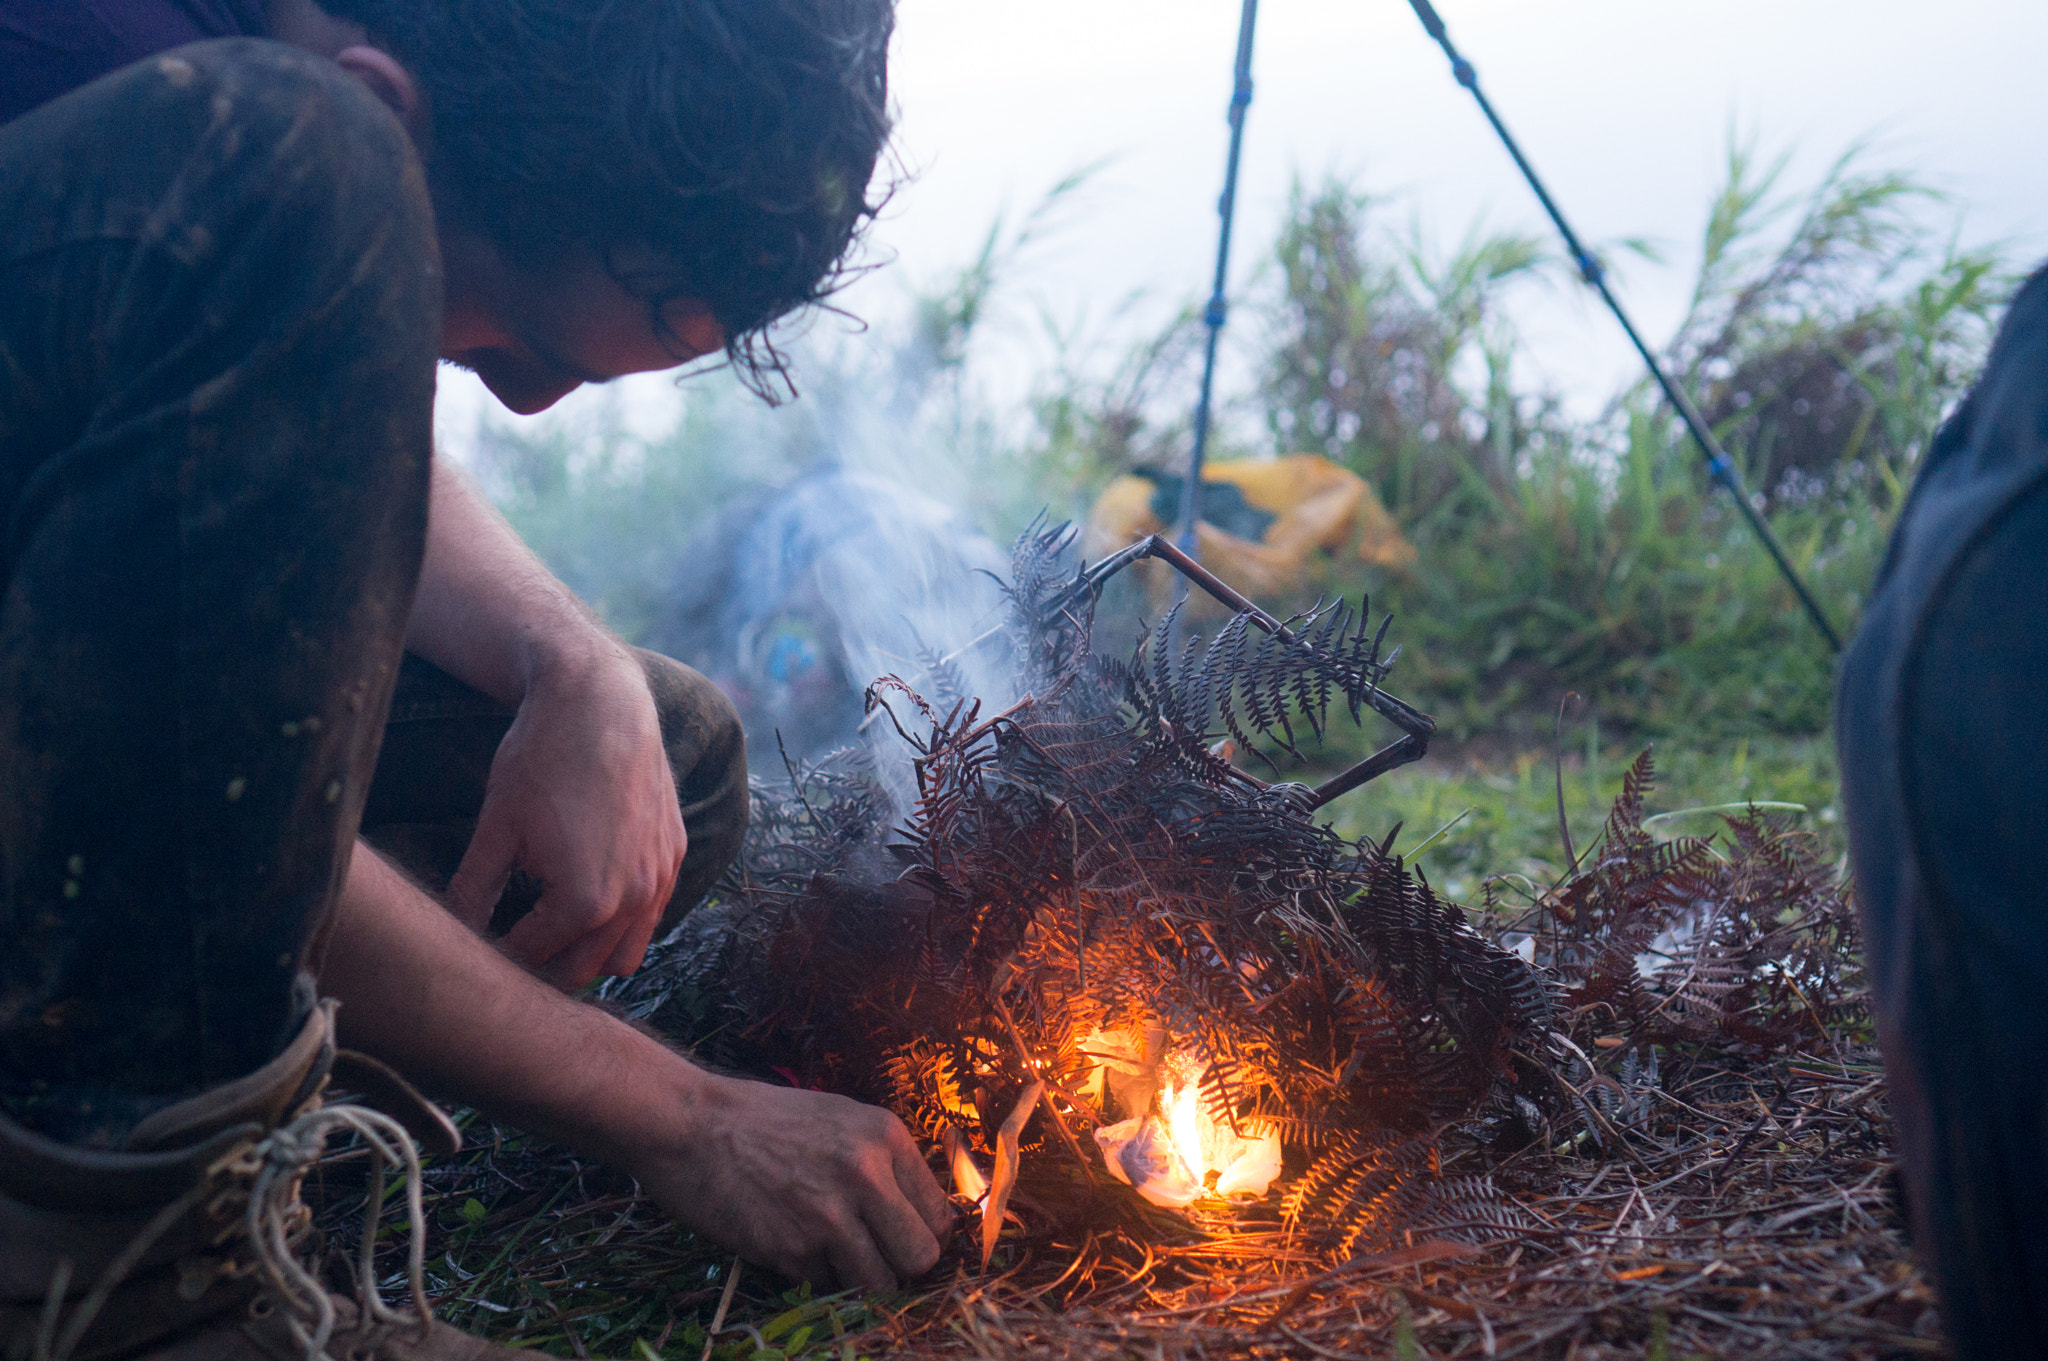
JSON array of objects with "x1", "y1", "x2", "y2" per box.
[{"x1": 440, "y1": 200, "x2": 1086, "y2": 817}]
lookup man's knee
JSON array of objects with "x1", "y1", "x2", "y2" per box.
[
  {"x1": 4, "y1": 38, "x2": 435, "y2": 317},
  {"x1": 638, "y1": 647, "x2": 748, "y2": 813},
  {"x1": 635, "y1": 649, "x2": 749, "y2": 929}
]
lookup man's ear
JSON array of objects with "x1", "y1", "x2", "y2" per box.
[
  {"x1": 334, "y1": 45, "x2": 425, "y2": 137},
  {"x1": 670, "y1": 310, "x2": 726, "y2": 363}
]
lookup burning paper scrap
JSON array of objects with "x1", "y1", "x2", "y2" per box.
[
  {"x1": 1091, "y1": 1052, "x2": 1283, "y2": 1207},
  {"x1": 1211, "y1": 1124, "x2": 1284, "y2": 1197},
  {"x1": 1075, "y1": 1026, "x2": 1158, "y2": 1110},
  {"x1": 1094, "y1": 1110, "x2": 1283, "y2": 1207},
  {"x1": 1096, "y1": 1113, "x2": 1202, "y2": 1207}
]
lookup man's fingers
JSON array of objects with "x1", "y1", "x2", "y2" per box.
[
  {"x1": 824, "y1": 1219, "x2": 899, "y2": 1294},
  {"x1": 519, "y1": 902, "x2": 635, "y2": 990},
  {"x1": 858, "y1": 1173, "x2": 944, "y2": 1281},
  {"x1": 445, "y1": 805, "x2": 519, "y2": 933},
  {"x1": 891, "y1": 1131, "x2": 956, "y2": 1240},
  {"x1": 789, "y1": 1251, "x2": 837, "y2": 1292},
  {"x1": 598, "y1": 904, "x2": 662, "y2": 979},
  {"x1": 502, "y1": 882, "x2": 619, "y2": 968},
  {"x1": 499, "y1": 894, "x2": 583, "y2": 967},
  {"x1": 597, "y1": 861, "x2": 676, "y2": 978}
]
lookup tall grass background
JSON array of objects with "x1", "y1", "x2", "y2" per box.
[{"x1": 455, "y1": 134, "x2": 2017, "y2": 854}]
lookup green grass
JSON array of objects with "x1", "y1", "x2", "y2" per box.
[
  {"x1": 1316, "y1": 731, "x2": 1842, "y2": 907},
  {"x1": 468, "y1": 136, "x2": 2015, "y2": 766}
]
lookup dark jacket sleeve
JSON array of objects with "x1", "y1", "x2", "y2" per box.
[{"x1": 0, "y1": 0, "x2": 266, "y2": 126}]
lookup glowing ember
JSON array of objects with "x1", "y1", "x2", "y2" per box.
[{"x1": 1087, "y1": 1036, "x2": 1283, "y2": 1207}]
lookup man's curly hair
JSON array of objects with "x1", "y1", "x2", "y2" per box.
[{"x1": 318, "y1": 0, "x2": 895, "y2": 397}]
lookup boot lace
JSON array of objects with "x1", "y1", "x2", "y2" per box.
[{"x1": 34, "y1": 1100, "x2": 434, "y2": 1361}]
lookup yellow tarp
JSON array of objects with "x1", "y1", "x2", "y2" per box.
[{"x1": 1085, "y1": 455, "x2": 1416, "y2": 602}]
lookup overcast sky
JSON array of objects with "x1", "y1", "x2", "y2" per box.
[{"x1": 439, "y1": 0, "x2": 2047, "y2": 451}]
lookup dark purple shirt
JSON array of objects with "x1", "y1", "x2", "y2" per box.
[{"x1": 1, "y1": 0, "x2": 267, "y2": 124}]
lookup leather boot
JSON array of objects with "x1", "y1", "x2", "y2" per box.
[{"x1": 0, "y1": 992, "x2": 526, "y2": 1361}]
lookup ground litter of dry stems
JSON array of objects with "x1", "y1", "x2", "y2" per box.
[
  {"x1": 309, "y1": 531, "x2": 1939, "y2": 1358},
  {"x1": 309, "y1": 1029, "x2": 1943, "y2": 1360}
]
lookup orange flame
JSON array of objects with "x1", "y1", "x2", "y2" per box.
[{"x1": 1087, "y1": 1032, "x2": 1283, "y2": 1206}]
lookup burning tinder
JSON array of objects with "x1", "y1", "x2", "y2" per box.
[{"x1": 1084, "y1": 1032, "x2": 1283, "y2": 1207}]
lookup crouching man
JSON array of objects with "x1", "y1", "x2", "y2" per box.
[{"x1": 0, "y1": 2, "x2": 950, "y2": 1356}]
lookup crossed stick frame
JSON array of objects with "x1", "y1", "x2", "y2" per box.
[{"x1": 1060, "y1": 533, "x2": 1437, "y2": 811}]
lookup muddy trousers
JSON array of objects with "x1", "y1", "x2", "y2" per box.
[
  {"x1": 0, "y1": 39, "x2": 745, "y2": 1146},
  {"x1": 1836, "y1": 265, "x2": 2048, "y2": 1360}
]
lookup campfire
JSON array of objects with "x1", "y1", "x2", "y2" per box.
[
  {"x1": 333, "y1": 521, "x2": 1908, "y2": 1356},
  {"x1": 609, "y1": 523, "x2": 1863, "y2": 1271}
]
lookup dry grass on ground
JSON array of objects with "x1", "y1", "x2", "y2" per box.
[
  {"x1": 311, "y1": 1035, "x2": 1943, "y2": 1360},
  {"x1": 309, "y1": 732, "x2": 1938, "y2": 1359}
]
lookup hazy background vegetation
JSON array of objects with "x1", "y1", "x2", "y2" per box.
[{"x1": 450, "y1": 137, "x2": 2021, "y2": 886}]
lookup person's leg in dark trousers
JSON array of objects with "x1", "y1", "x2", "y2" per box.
[
  {"x1": 0, "y1": 39, "x2": 439, "y2": 1146},
  {"x1": 362, "y1": 649, "x2": 749, "y2": 938},
  {"x1": 1894, "y1": 483, "x2": 2048, "y2": 1355},
  {"x1": 1838, "y1": 266, "x2": 2048, "y2": 1359}
]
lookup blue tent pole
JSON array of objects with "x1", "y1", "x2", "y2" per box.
[
  {"x1": 1403, "y1": 0, "x2": 1841, "y2": 652},
  {"x1": 1175, "y1": 0, "x2": 1262, "y2": 559}
]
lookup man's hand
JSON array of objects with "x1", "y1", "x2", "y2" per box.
[
  {"x1": 407, "y1": 460, "x2": 685, "y2": 986},
  {"x1": 445, "y1": 642, "x2": 684, "y2": 986},
  {"x1": 326, "y1": 847, "x2": 954, "y2": 1292},
  {"x1": 623, "y1": 1074, "x2": 955, "y2": 1290}
]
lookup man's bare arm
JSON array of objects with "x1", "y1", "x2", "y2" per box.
[
  {"x1": 320, "y1": 842, "x2": 952, "y2": 1288},
  {"x1": 405, "y1": 458, "x2": 684, "y2": 983},
  {"x1": 406, "y1": 457, "x2": 598, "y2": 708}
]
